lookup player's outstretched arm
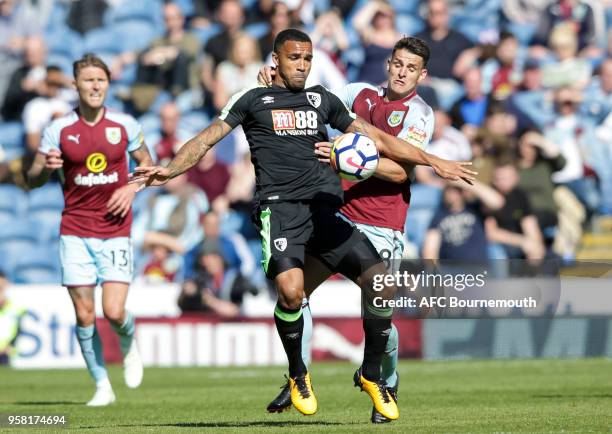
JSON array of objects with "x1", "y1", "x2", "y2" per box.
[
  {"x1": 26, "y1": 149, "x2": 63, "y2": 189},
  {"x1": 107, "y1": 144, "x2": 155, "y2": 217},
  {"x1": 345, "y1": 117, "x2": 477, "y2": 184},
  {"x1": 133, "y1": 119, "x2": 233, "y2": 187}
]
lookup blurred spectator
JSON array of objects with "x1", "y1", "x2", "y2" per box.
[
  {"x1": 534, "y1": 0, "x2": 598, "y2": 51},
  {"x1": 449, "y1": 68, "x2": 490, "y2": 132},
  {"x1": 22, "y1": 66, "x2": 73, "y2": 153},
  {"x1": 0, "y1": 271, "x2": 25, "y2": 365},
  {"x1": 352, "y1": 1, "x2": 400, "y2": 85},
  {"x1": 187, "y1": 148, "x2": 231, "y2": 204},
  {"x1": 485, "y1": 162, "x2": 546, "y2": 260},
  {"x1": 469, "y1": 134, "x2": 496, "y2": 185},
  {"x1": 142, "y1": 241, "x2": 183, "y2": 283},
  {"x1": 502, "y1": 0, "x2": 550, "y2": 45},
  {"x1": 506, "y1": 58, "x2": 555, "y2": 130},
  {"x1": 67, "y1": 0, "x2": 108, "y2": 35},
  {"x1": 15, "y1": 0, "x2": 53, "y2": 33},
  {"x1": 416, "y1": 110, "x2": 471, "y2": 188},
  {"x1": 423, "y1": 180, "x2": 504, "y2": 261},
  {"x1": 260, "y1": 0, "x2": 315, "y2": 26},
  {"x1": 541, "y1": 23, "x2": 592, "y2": 89},
  {"x1": 213, "y1": 32, "x2": 263, "y2": 112},
  {"x1": 258, "y1": 2, "x2": 294, "y2": 61},
  {"x1": 516, "y1": 130, "x2": 566, "y2": 231},
  {"x1": 479, "y1": 101, "x2": 519, "y2": 147},
  {"x1": 129, "y1": 3, "x2": 201, "y2": 113},
  {"x1": 178, "y1": 238, "x2": 257, "y2": 317},
  {"x1": 153, "y1": 102, "x2": 192, "y2": 165},
  {"x1": 582, "y1": 57, "x2": 612, "y2": 123},
  {"x1": 191, "y1": 0, "x2": 224, "y2": 28},
  {"x1": 0, "y1": 0, "x2": 40, "y2": 110},
  {"x1": 132, "y1": 173, "x2": 209, "y2": 254},
  {"x1": 311, "y1": 9, "x2": 349, "y2": 73},
  {"x1": 415, "y1": 0, "x2": 474, "y2": 109},
  {"x1": 201, "y1": 0, "x2": 245, "y2": 97},
  {"x1": 1, "y1": 36, "x2": 50, "y2": 121},
  {"x1": 544, "y1": 86, "x2": 600, "y2": 215},
  {"x1": 183, "y1": 210, "x2": 256, "y2": 280},
  {"x1": 482, "y1": 32, "x2": 523, "y2": 100}
]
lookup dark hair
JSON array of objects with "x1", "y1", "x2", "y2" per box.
[
  {"x1": 273, "y1": 28, "x2": 311, "y2": 54},
  {"x1": 73, "y1": 53, "x2": 111, "y2": 80},
  {"x1": 391, "y1": 36, "x2": 430, "y2": 66}
]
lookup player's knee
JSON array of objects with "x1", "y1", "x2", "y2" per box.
[
  {"x1": 75, "y1": 307, "x2": 95, "y2": 327},
  {"x1": 103, "y1": 304, "x2": 125, "y2": 325}
]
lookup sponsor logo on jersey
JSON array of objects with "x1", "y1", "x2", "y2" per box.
[
  {"x1": 387, "y1": 110, "x2": 405, "y2": 127},
  {"x1": 306, "y1": 92, "x2": 321, "y2": 108},
  {"x1": 74, "y1": 172, "x2": 119, "y2": 187},
  {"x1": 262, "y1": 96, "x2": 274, "y2": 104},
  {"x1": 274, "y1": 238, "x2": 287, "y2": 252},
  {"x1": 85, "y1": 152, "x2": 107, "y2": 173},
  {"x1": 404, "y1": 126, "x2": 428, "y2": 148},
  {"x1": 271, "y1": 110, "x2": 295, "y2": 130},
  {"x1": 105, "y1": 127, "x2": 122, "y2": 145},
  {"x1": 67, "y1": 134, "x2": 80, "y2": 144}
]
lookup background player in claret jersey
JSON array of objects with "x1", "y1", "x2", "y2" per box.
[
  {"x1": 132, "y1": 29, "x2": 475, "y2": 421},
  {"x1": 259, "y1": 37, "x2": 435, "y2": 423},
  {"x1": 26, "y1": 54, "x2": 154, "y2": 407}
]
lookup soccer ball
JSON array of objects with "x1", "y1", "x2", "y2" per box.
[{"x1": 330, "y1": 133, "x2": 379, "y2": 182}]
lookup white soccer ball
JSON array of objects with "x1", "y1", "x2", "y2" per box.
[{"x1": 330, "y1": 133, "x2": 379, "y2": 182}]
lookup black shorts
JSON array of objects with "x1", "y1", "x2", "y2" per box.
[{"x1": 253, "y1": 200, "x2": 375, "y2": 278}]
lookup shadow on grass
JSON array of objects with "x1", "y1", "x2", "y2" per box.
[
  {"x1": 81, "y1": 421, "x2": 360, "y2": 429},
  {"x1": 533, "y1": 394, "x2": 612, "y2": 399},
  {"x1": 13, "y1": 401, "x2": 82, "y2": 405}
]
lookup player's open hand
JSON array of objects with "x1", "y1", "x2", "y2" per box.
[
  {"x1": 257, "y1": 65, "x2": 276, "y2": 87},
  {"x1": 431, "y1": 158, "x2": 477, "y2": 185},
  {"x1": 129, "y1": 166, "x2": 172, "y2": 187},
  {"x1": 44, "y1": 148, "x2": 63, "y2": 170},
  {"x1": 314, "y1": 142, "x2": 332, "y2": 163},
  {"x1": 107, "y1": 183, "x2": 138, "y2": 218}
]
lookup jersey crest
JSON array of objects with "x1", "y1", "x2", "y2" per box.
[
  {"x1": 387, "y1": 110, "x2": 405, "y2": 127},
  {"x1": 306, "y1": 92, "x2": 321, "y2": 108},
  {"x1": 105, "y1": 127, "x2": 121, "y2": 145}
]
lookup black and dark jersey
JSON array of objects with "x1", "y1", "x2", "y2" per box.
[{"x1": 218, "y1": 84, "x2": 356, "y2": 203}]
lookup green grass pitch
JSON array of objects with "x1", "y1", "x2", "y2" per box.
[{"x1": 1, "y1": 359, "x2": 611, "y2": 433}]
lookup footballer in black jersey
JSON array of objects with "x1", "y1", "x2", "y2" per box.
[{"x1": 133, "y1": 28, "x2": 476, "y2": 420}]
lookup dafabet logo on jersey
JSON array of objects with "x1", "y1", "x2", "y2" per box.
[{"x1": 75, "y1": 152, "x2": 119, "y2": 187}]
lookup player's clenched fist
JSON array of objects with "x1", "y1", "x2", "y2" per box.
[{"x1": 45, "y1": 148, "x2": 63, "y2": 170}]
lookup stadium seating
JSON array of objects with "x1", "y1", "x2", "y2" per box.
[
  {"x1": 0, "y1": 122, "x2": 25, "y2": 161},
  {"x1": 12, "y1": 253, "x2": 61, "y2": 285},
  {"x1": 0, "y1": 185, "x2": 28, "y2": 224}
]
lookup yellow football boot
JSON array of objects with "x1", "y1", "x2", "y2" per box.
[
  {"x1": 289, "y1": 372, "x2": 317, "y2": 415},
  {"x1": 354, "y1": 368, "x2": 399, "y2": 420}
]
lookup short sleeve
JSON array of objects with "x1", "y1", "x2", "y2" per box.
[
  {"x1": 125, "y1": 115, "x2": 145, "y2": 152},
  {"x1": 39, "y1": 122, "x2": 61, "y2": 154},
  {"x1": 219, "y1": 88, "x2": 254, "y2": 128},
  {"x1": 398, "y1": 103, "x2": 434, "y2": 150},
  {"x1": 332, "y1": 82, "x2": 377, "y2": 109},
  {"x1": 325, "y1": 88, "x2": 357, "y2": 132}
]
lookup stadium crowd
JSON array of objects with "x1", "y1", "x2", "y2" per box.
[{"x1": 0, "y1": 0, "x2": 611, "y2": 314}]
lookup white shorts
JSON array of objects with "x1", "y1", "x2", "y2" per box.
[
  {"x1": 353, "y1": 221, "x2": 404, "y2": 273},
  {"x1": 59, "y1": 235, "x2": 133, "y2": 286}
]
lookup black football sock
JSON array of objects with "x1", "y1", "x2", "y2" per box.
[
  {"x1": 362, "y1": 317, "x2": 392, "y2": 382},
  {"x1": 274, "y1": 303, "x2": 307, "y2": 378}
]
